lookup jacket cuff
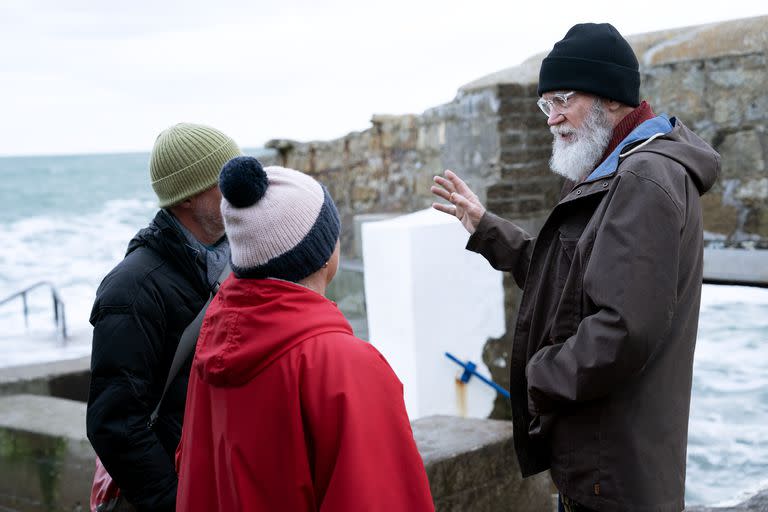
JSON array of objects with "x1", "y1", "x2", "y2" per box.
[{"x1": 465, "y1": 211, "x2": 495, "y2": 253}]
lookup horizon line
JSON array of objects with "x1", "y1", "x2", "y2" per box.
[{"x1": 0, "y1": 146, "x2": 270, "y2": 160}]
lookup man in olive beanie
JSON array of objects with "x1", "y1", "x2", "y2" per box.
[
  {"x1": 433, "y1": 23, "x2": 719, "y2": 512},
  {"x1": 87, "y1": 123, "x2": 241, "y2": 511}
]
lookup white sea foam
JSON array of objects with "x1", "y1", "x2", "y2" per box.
[
  {"x1": 0, "y1": 197, "x2": 155, "y2": 366},
  {"x1": 685, "y1": 284, "x2": 768, "y2": 505}
]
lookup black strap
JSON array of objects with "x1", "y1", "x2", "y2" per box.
[{"x1": 148, "y1": 263, "x2": 231, "y2": 429}]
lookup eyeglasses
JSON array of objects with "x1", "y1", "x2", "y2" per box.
[{"x1": 536, "y1": 91, "x2": 576, "y2": 117}]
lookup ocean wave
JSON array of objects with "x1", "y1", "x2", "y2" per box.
[{"x1": 0, "y1": 197, "x2": 157, "y2": 337}]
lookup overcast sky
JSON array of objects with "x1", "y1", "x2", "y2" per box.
[{"x1": 1, "y1": 0, "x2": 765, "y2": 156}]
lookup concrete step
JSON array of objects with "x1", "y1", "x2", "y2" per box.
[
  {"x1": 413, "y1": 415, "x2": 554, "y2": 511},
  {"x1": 703, "y1": 248, "x2": 768, "y2": 287},
  {"x1": 0, "y1": 356, "x2": 91, "y2": 401},
  {"x1": 0, "y1": 394, "x2": 94, "y2": 512}
]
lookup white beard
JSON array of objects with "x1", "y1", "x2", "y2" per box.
[{"x1": 549, "y1": 101, "x2": 613, "y2": 182}]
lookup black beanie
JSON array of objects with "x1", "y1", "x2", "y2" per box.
[{"x1": 538, "y1": 23, "x2": 640, "y2": 107}]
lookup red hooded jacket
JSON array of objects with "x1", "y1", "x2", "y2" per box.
[{"x1": 176, "y1": 277, "x2": 434, "y2": 511}]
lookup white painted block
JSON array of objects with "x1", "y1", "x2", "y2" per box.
[{"x1": 362, "y1": 208, "x2": 505, "y2": 419}]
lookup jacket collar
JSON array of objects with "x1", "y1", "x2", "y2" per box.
[
  {"x1": 126, "y1": 209, "x2": 210, "y2": 294},
  {"x1": 583, "y1": 115, "x2": 675, "y2": 183}
]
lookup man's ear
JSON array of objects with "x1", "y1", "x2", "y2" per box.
[
  {"x1": 169, "y1": 197, "x2": 194, "y2": 214},
  {"x1": 178, "y1": 198, "x2": 194, "y2": 210},
  {"x1": 605, "y1": 99, "x2": 623, "y2": 113}
]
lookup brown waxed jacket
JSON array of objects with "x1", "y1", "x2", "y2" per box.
[{"x1": 467, "y1": 118, "x2": 720, "y2": 512}]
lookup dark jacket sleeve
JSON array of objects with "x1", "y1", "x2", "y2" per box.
[
  {"x1": 526, "y1": 171, "x2": 683, "y2": 414},
  {"x1": 465, "y1": 211, "x2": 536, "y2": 289},
  {"x1": 86, "y1": 294, "x2": 177, "y2": 512}
]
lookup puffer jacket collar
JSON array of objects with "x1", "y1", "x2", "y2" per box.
[{"x1": 126, "y1": 209, "x2": 209, "y2": 296}]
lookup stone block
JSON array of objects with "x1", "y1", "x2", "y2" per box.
[
  {"x1": 501, "y1": 128, "x2": 552, "y2": 148},
  {"x1": 487, "y1": 177, "x2": 556, "y2": 198},
  {"x1": 487, "y1": 194, "x2": 550, "y2": 219},
  {"x1": 373, "y1": 114, "x2": 419, "y2": 150},
  {"x1": 718, "y1": 130, "x2": 766, "y2": 179},
  {"x1": 703, "y1": 248, "x2": 768, "y2": 286},
  {"x1": 498, "y1": 97, "x2": 541, "y2": 117},
  {"x1": 735, "y1": 178, "x2": 768, "y2": 204},
  {"x1": 498, "y1": 113, "x2": 544, "y2": 131},
  {"x1": 743, "y1": 206, "x2": 768, "y2": 239},
  {"x1": 362, "y1": 209, "x2": 505, "y2": 420},
  {"x1": 413, "y1": 415, "x2": 554, "y2": 512},
  {"x1": 500, "y1": 145, "x2": 553, "y2": 164},
  {"x1": 418, "y1": 120, "x2": 447, "y2": 151},
  {"x1": 497, "y1": 83, "x2": 539, "y2": 98},
  {"x1": 350, "y1": 184, "x2": 378, "y2": 204},
  {"x1": 701, "y1": 191, "x2": 740, "y2": 238},
  {"x1": 0, "y1": 394, "x2": 94, "y2": 512},
  {"x1": 0, "y1": 356, "x2": 90, "y2": 402},
  {"x1": 643, "y1": 61, "x2": 708, "y2": 121},
  {"x1": 500, "y1": 161, "x2": 554, "y2": 181}
]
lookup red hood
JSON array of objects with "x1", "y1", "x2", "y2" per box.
[{"x1": 194, "y1": 276, "x2": 353, "y2": 387}]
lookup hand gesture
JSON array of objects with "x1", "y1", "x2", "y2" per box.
[{"x1": 431, "y1": 170, "x2": 486, "y2": 234}]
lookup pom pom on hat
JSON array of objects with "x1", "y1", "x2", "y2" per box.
[{"x1": 219, "y1": 156, "x2": 269, "y2": 208}]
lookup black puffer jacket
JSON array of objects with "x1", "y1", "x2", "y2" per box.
[{"x1": 87, "y1": 210, "x2": 213, "y2": 512}]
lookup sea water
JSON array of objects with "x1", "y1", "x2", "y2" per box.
[{"x1": 0, "y1": 153, "x2": 766, "y2": 506}]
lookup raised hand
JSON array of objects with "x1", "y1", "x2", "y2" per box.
[{"x1": 430, "y1": 170, "x2": 486, "y2": 234}]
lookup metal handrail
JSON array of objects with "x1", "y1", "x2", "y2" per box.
[
  {"x1": 0, "y1": 281, "x2": 68, "y2": 342},
  {"x1": 445, "y1": 352, "x2": 510, "y2": 399}
]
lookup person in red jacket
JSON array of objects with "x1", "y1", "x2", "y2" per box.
[{"x1": 175, "y1": 156, "x2": 434, "y2": 511}]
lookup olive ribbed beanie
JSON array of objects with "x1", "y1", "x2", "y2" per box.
[{"x1": 150, "y1": 123, "x2": 242, "y2": 207}]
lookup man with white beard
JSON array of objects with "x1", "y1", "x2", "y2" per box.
[{"x1": 431, "y1": 23, "x2": 720, "y2": 512}]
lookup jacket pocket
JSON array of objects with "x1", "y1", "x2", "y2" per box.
[
  {"x1": 557, "y1": 234, "x2": 579, "y2": 282},
  {"x1": 550, "y1": 234, "x2": 583, "y2": 343},
  {"x1": 559, "y1": 235, "x2": 579, "y2": 264}
]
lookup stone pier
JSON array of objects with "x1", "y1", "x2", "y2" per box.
[{"x1": 0, "y1": 394, "x2": 554, "y2": 512}]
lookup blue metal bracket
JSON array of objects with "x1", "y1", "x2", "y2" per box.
[{"x1": 445, "y1": 352, "x2": 510, "y2": 399}]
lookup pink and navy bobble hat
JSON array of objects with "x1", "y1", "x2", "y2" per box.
[{"x1": 219, "y1": 156, "x2": 341, "y2": 282}]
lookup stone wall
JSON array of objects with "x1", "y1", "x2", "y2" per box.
[
  {"x1": 639, "y1": 19, "x2": 768, "y2": 244},
  {"x1": 267, "y1": 87, "x2": 505, "y2": 258}
]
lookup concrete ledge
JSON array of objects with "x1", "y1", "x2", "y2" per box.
[
  {"x1": 0, "y1": 397, "x2": 552, "y2": 512},
  {"x1": 0, "y1": 356, "x2": 90, "y2": 402},
  {"x1": 3, "y1": 396, "x2": 764, "y2": 512},
  {"x1": 703, "y1": 248, "x2": 768, "y2": 288},
  {"x1": 413, "y1": 415, "x2": 553, "y2": 511},
  {"x1": 0, "y1": 394, "x2": 94, "y2": 512}
]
